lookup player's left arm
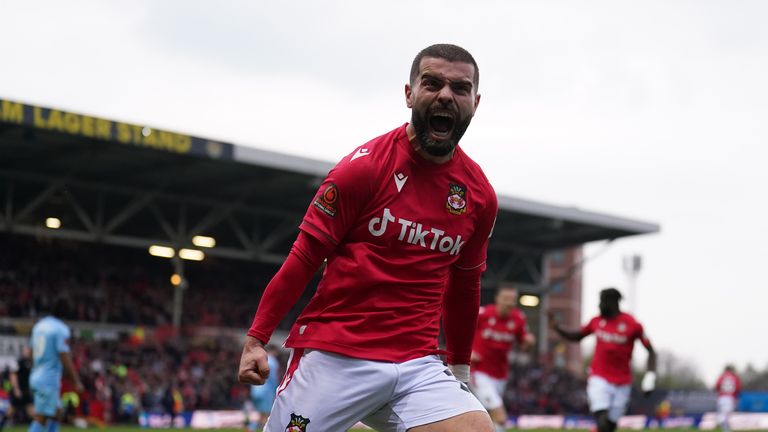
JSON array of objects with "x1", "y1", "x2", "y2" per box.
[
  {"x1": 521, "y1": 328, "x2": 536, "y2": 351},
  {"x1": 443, "y1": 190, "x2": 498, "y2": 382},
  {"x1": 443, "y1": 268, "x2": 481, "y2": 382},
  {"x1": 639, "y1": 326, "x2": 657, "y2": 372},
  {"x1": 516, "y1": 314, "x2": 536, "y2": 351},
  {"x1": 58, "y1": 332, "x2": 84, "y2": 392},
  {"x1": 638, "y1": 323, "x2": 657, "y2": 393}
]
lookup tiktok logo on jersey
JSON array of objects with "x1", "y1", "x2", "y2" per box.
[
  {"x1": 481, "y1": 328, "x2": 515, "y2": 342},
  {"x1": 595, "y1": 330, "x2": 628, "y2": 344},
  {"x1": 367, "y1": 207, "x2": 465, "y2": 255}
]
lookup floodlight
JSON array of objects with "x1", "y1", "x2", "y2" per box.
[
  {"x1": 149, "y1": 245, "x2": 175, "y2": 258},
  {"x1": 192, "y1": 235, "x2": 216, "y2": 248},
  {"x1": 519, "y1": 295, "x2": 540, "y2": 307},
  {"x1": 45, "y1": 217, "x2": 61, "y2": 229},
  {"x1": 179, "y1": 248, "x2": 205, "y2": 261}
]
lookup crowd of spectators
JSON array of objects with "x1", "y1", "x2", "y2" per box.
[
  {"x1": 504, "y1": 353, "x2": 590, "y2": 416},
  {"x1": 0, "y1": 234, "x2": 290, "y2": 329},
  {"x1": 67, "y1": 336, "x2": 255, "y2": 422},
  {"x1": 5, "y1": 335, "x2": 586, "y2": 424},
  {"x1": 1, "y1": 233, "x2": 590, "y2": 424}
]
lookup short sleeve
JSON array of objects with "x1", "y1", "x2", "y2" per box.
[
  {"x1": 299, "y1": 153, "x2": 374, "y2": 248},
  {"x1": 56, "y1": 324, "x2": 71, "y2": 353},
  {"x1": 453, "y1": 189, "x2": 498, "y2": 272},
  {"x1": 635, "y1": 322, "x2": 652, "y2": 348}
]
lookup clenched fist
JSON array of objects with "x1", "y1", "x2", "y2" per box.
[{"x1": 238, "y1": 336, "x2": 271, "y2": 385}]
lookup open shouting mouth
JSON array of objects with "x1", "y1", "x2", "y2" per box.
[{"x1": 428, "y1": 111, "x2": 455, "y2": 140}]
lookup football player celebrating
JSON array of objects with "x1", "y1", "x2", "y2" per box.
[{"x1": 551, "y1": 288, "x2": 656, "y2": 432}]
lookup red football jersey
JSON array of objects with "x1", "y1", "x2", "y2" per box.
[
  {"x1": 582, "y1": 312, "x2": 650, "y2": 385},
  {"x1": 285, "y1": 124, "x2": 498, "y2": 362},
  {"x1": 471, "y1": 305, "x2": 528, "y2": 379},
  {"x1": 715, "y1": 371, "x2": 741, "y2": 397}
]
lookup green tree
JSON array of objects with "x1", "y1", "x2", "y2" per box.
[
  {"x1": 741, "y1": 362, "x2": 768, "y2": 391},
  {"x1": 635, "y1": 349, "x2": 707, "y2": 390}
]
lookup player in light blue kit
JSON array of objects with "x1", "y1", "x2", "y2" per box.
[
  {"x1": 28, "y1": 315, "x2": 83, "y2": 432},
  {"x1": 246, "y1": 347, "x2": 280, "y2": 431}
]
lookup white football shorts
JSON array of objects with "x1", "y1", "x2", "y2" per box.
[
  {"x1": 717, "y1": 395, "x2": 736, "y2": 424},
  {"x1": 264, "y1": 349, "x2": 485, "y2": 432},
  {"x1": 469, "y1": 371, "x2": 506, "y2": 410},
  {"x1": 586, "y1": 375, "x2": 631, "y2": 422}
]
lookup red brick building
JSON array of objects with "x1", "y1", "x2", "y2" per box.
[{"x1": 545, "y1": 247, "x2": 585, "y2": 376}]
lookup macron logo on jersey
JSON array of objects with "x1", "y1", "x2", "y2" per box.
[
  {"x1": 350, "y1": 148, "x2": 370, "y2": 161},
  {"x1": 393, "y1": 172, "x2": 408, "y2": 192},
  {"x1": 367, "y1": 207, "x2": 465, "y2": 255}
]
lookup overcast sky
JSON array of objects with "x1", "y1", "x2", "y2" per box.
[{"x1": 2, "y1": 0, "x2": 767, "y2": 385}]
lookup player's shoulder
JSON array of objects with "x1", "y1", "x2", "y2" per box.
[
  {"x1": 338, "y1": 125, "x2": 404, "y2": 169},
  {"x1": 511, "y1": 307, "x2": 527, "y2": 321},
  {"x1": 619, "y1": 312, "x2": 642, "y2": 326},
  {"x1": 455, "y1": 146, "x2": 496, "y2": 196},
  {"x1": 586, "y1": 315, "x2": 602, "y2": 327},
  {"x1": 47, "y1": 316, "x2": 68, "y2": 330},
  {"x1": 324, "y1": 125, "x2": 404, "y2": 189},
  {"x1": 479, "y1": 304, "x2": 495, "y2": 316},
  {"x1": 33, "y1": 316, "x2": 54, "y2": 331},
  {"x1": 454, "y1": 148, "x2": 498, "y2": 220}
]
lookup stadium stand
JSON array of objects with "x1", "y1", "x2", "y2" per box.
[{"x1": 0, "y1": 99, "x2": 659, "y2": 424}]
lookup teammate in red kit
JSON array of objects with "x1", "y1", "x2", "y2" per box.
[
  {"x1": 238, "y1": 44, "x2": 498, "y2": 432},
  {"x1": 550, "y1": 288, "x2": 656, "y2": 432},
  {"x1": 471, "y1": 285, "x2": 535, "y2": 432},
  {"x1": 714, "y1": 364, "x2": 741, "y2": 432}
]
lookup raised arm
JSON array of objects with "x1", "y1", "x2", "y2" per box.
[{"x1": 548, "y1": 312, "x2": 588, "y2": 342}]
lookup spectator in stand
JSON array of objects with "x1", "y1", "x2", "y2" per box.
[{"x1": 0, "y1": 354, "x2": 22, "y2": 430}]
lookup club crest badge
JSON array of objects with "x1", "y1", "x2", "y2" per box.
[
  {"x1": 618, "y1": 323, "x2": 626, "y2": 333},
  {"x1": 313, "y1": 183, "x2": 338, "y2": 217},
  {"x1": 285, "y1": 413, "x2": 310, "y2": 432},
  {"x1": 446, "y1": 184, "x2": 467, "y2": 215}
]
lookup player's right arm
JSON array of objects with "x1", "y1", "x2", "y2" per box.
[
  {"x1": 239, "y1": 231, "x2": 332, "y2": 385},
  {"x1": 548, "y1": 312, "x2": 589, "y2": 342},
  {"x1": 240, "y1": 149, "x2": 373, "y2": 386}
]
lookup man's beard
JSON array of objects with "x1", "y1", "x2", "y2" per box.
[{"x1": 411, "y1": 108, "x2": 472, "y2": 157}]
